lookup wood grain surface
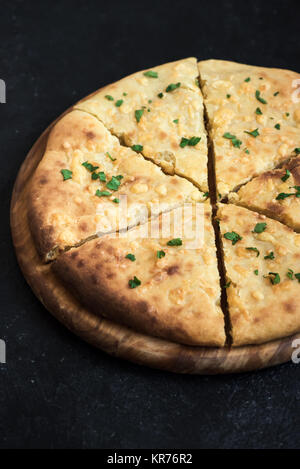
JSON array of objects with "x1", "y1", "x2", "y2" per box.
[{"x1": 10, "y1": 111, "x2": 300, "y2": 374}]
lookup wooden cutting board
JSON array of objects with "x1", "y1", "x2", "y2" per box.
[{"x1": 10, "y1": 110, "x2": 300, "y2": 374}]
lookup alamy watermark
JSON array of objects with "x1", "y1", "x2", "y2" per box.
[
  {"x1": 0, "y1": 79, "x2": 6, "y2": 103},
  {"x1": 0, "y1": 339, "x2": 6, "y2": 364}
]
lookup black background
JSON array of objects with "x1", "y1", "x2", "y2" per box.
[{"x1": 1, "y1": 0, "x2": 300, "y2": 449}]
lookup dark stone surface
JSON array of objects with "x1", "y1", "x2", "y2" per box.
[{"x1": 0, "y1": 0, "x2": 299, "y2": 449}]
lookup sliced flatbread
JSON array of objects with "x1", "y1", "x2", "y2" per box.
[
  {"x1": 28, "y1": 110, "x2": 204, "y2": 260},
  {"x1": 229, "y1": 155, "x2": 300, "y2": 232},
  {"x1": 52, "y1": 204, "x2": 225, "y2": 346},
  {"x1": 75, "y1": 58, "x2": 208, "y2": 190},
  {"x1": 218, "y1": 204, "x2": 300, "y2": 346},
  {"x1": 199, "y1": 59, "x2": 300, "y2": 196}
]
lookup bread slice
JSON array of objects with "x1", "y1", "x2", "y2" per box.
[
  {"x1": 28, "y1": 110, "x2": 204, "y2": 260},
  {"x1": 218, "y1": 204, "x2": 300, "y2": 346},
  {"x1": 229, "y1": 156, "x2": 300, "y2": 232},
  {"x1": 52, "y1": 204, "x2": 225, "y2": 346},
  {"x1": 75, "y1": 58, "x2": 208, "y2": 190},
  {"x1": 199, "y1": 59, "x2": 300, "y2": 197}
]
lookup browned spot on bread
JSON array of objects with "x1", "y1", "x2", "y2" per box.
[
  {"x1": 266, "y1": 202, "x2": 284, "y2": 216},
  {"x1": 165, "y1": 265, "x2": 179, "y2": 276},
  {"x1": 70, "y1": 251, "x2": 79, "y2": 259},
  {"x1": 159, "y1": 131, "x2": 167, "y2": 140},
  {"x1": 106, "y1": 272, "x2": 115, "y2": 279},
  {"x1": 39, "y1": 177, "x2": 48, "y2": 185},
  {"x1": 90, "y1": 274, "x2": 98, "y2": 285},
  {"x1": 172, "y1": 142, "x2": 179, "y2": 150},
  {"x1": 85, "y1": 130, "x2": 95, "y2": 139},
  {"x1": 77, "y1": 259, "x2": 85, "y2": 268},
  {"x1": 79, "y1": 222, "x2": 88, "y2": 232},
  {"x1": 283, "y1": 300, "x2": 296, "y2": 314}
]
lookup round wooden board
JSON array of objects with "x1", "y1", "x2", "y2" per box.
[{"x1": 10, "y1": 111, "x2": 300, "y2": 374}]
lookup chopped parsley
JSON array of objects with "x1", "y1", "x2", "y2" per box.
[
  {"x1": 123, "y1": 92, "x2": 127, "y2": 96},
  {"x1": 126, "y1": 253, "x2": 136, "y2": 262},
  {"x1": 287, "y1": 269, "x2": 294, "y2": 280},
  {"x1": 275, "y1": 123, "x2": 281, "y2": 130},
  {"x1": 82, "y1": 161, "x2": 99, "y2": 172},
  {"x1": 286, "y1": 113, "x2": 290, "y2": 117},
  {"x1": 92, "y1": 171, "x2": 106, "y2": 182},
  {"x1": 113, "y1": 198, "x2": 120, "y2": 204},
  {"x1": 180, "y1": 136, "x2": 201, "y2": 148},
  {"x1": 224, "y1": 231, "x2": 242, "y2": 245},
  {"x1": 224, "y1": 281, "x2": 231, "y2": 289},
  {"x1": 244, "y1": 148, "x2": 250, "y2": 154},
  {"x1": 105, "y1": 95, "x2": 114, "y2": 101},
  {"x1": 106, "y1": 152, "x2": 116, "y2": 162},
  {"x1": 131, "y1": 144, "x2": 143, "y2": 152},
  {"x1": 157, "y1": 92, "x2": 164, "y2": 99},
  {"x1": 167, "y1": 238, "x2": 182, "y2": 246},
  {"x1": 173, "y1": 119, "x2": 179, "y2": 124},
  {"x1": 166, "y1": 82, "x2": 181, "y2": 92},
  {"x1": 61, "y1": 169, "x2": 72, "y2": 180},
  {"x1": 128, "y1": 276, "x2": 141, "y2": 289},
  {"x1": 253, "y1": 222, "x2": 267, "y2": 233},
  {"x1": 254, "y1": 270, "x2": 259, "y2": 276},
  {"x1": 195, "y1": 78, "x2": 200, "y2": 87},
  {"x1": 274, "y1": 91, "x2": 280, "y2": 96},
  {"x1": 203, "y1": 192, "x2": 209, "y2": 199},
  {"x1": 95, "y1": 190, "x2": 111, "y2": 197},
  {"x1": 255, "y1": 90, "x2": 267, "y2": 104},
  {"x1": 226, "y1": 94, "x2": 231, "y2": 98},
  {"x1": 135, "y1": 109, "x2": 144, "y2": 123},
  {"x1": 157, "y1": 250, "x2": 166, "y2": 259},
  {"x1": 244, "y1": 128, "x2": 260, "y2": 138},
  {"x1": 223, "y1": 132, "x2": 242, "y2": 148},
  {"x1": 106, "y1": 176, "x2": 122, "y2": 191},
  {"x1": 115, "y1": 99, "x2": 123, "y2": 107},
  {"x1": 245, "y1": 77, "x2": 251, "y2": 82},
  {"x1": 246, "y1": 247, "x2": 260, "y2": 257},
  {"x1": 281, "y1": 170, "x2": 291, "y2": 182},
  {"x1": 264, "y1": 251, "x2": 275, "y2": 260},
  {"x1": 276, "y1": 192, "x2": 295, "y2": 200},
  {"x1": 295, "y1": 148, "x2": 300, "y2": 155},
  {"x1": 295, "y1": 273, "x2": 300, "y2": 283},
  {"x1": 255, "y1": 107, "x2": 263, "y2": 115},
  {"x1": 144, "y1": 70, "x2": 158, "y2": 78},
  {"x1": 268, "y1": 272, "x2": 281, "y2": 285}
]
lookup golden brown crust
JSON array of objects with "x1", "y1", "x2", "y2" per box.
[
  {"x1": 52, "y1": 205, "x2": 225, "y2": 346},
  {"x1": 218, "y1": 204, "x2": 300, "y2": 346},
  {"x1": 199, "y1": 59, "x2": 300, "y2": 196},
  {"x1": 229, "y1": 156, "x2": 300, "y2": 232},
  {"x1": 28, "y1": 110, "x2": 203, "y2": 259}
]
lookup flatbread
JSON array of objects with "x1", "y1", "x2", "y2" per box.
[
  {"x1": 75, "y1": 58, "x2": 208, "y2": 190},
  {"x1": 28, "y1": 110, "x2": 203, "y2": 260},
  {"x1": 218, "y1": 204, "x2": 300, "y2": 346},
  {"x1": 229, "y1": 156, "x2": 300, "y2": 232},
  {"x1": 199, "y1": 59, "x2": 300, "y2": 196},
  {"x1": 52, "y1": 204, "x2": 225, "y2": 346}
]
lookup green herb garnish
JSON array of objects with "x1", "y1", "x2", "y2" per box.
[
  {"x1": 245, "y1": 77, "x2": 251, "y2": 82},
  {"x1": 106, "y1": 152, "x2": 116, "y2": 161},
  {"x1": 180, "y1": 136, "x2": 201, "y2": 148},
  {"x1": 268, "y1": 272, "x2": 281, "y2": 285},
  {"x1": 253, "y1": 222, "x2": 267, "y2": 233},
  {"x1": 254, "y1": 270, "x2": 259, "y2": 276},
  {"x1": 173, "y1": 119, "x2": 179, "y2": 124},
  {"x1": 105, "y1": 95, "x2": 114, "y2": 101},
  {"x1": 126, "y1": 254, "x2": 136, "y2": 262},
  {"x1": 287, "y1": 269, "x2": 294, "y2": 280},
  {"x1": 166, "y1": 82, "x2": 181, "y2": 92},
  {"x1": 131, "y1": 144, "x2": 143, "y2": 152},
  {"x1": 224, "y1": 231, "x2": 242, "y2": 245},
  {"x1": 158, "y1": 92, "x2": 164, "y2": 98},
  {"x1": 255, "y1": 90, "x2": 267, "y2": 104},
  {"x1": 95, "y1": 190, "x2": 111, "y2": 197},
  {"x1": 167, "y1": 238, "x2": 182, "y2": 246},
  {"x1": 281, "y1": 170, "x2": 291, "y2": 182},
  {"x1": 157, "y1": 250, "x2": 166, "y2": 259},
  {"x1": 82, "y1": 161, "x2": 99, "y2": 172},
  {"x1": 246, "y1": 247, "x2": 260, "y2": 257},
  {"x1": 144, "y1": 70, "x2": 158, "y2": 78},
  {"x1": 106, "y1": 176, "x2": 122, "y2": 191},
  {"x1": 264, "y1": 252, "x2": 275, "y2": 260},
  {"x1": 295, "y1": 148, "x2": 300, "y2": 155},
  {"x1": 274, "y1": 91, "x2": 280, "y2": 96},
  {"x1": 135, "y1": 109, "x2": 144, "y2": 123},
  {"x1": 295, "y1": 273, "x2": 300, "y2": 283},
  {"x1": 244, "y1": 128, "x2": 260, "y2": 138},
  {"x1": 224, "y1": 281, "x2": 231, "y2": 288},
  {"x1": 128, "y1": 276, "x2": 141, "y2": 289},
  {"x1": 92, "y1": 171, "x2": 106, "y2": 182},
  {"x1": 115, "y1": 99, "x2": 123, "y2": 107},
  {"x1": 275, "y1": 123, "x2": 281, "y2": 130},
  {"x1": 61, "y1": 169, "x2": 72, "y2": 181},
  {"x1": 223, "y1": 132, "x2": 242, "y2": 148},
  {"x1": 113, "y1": 198, "x2": 120, "y2": 204},
  {"x1": 256, "y1": 107, "x2": 263, "y2": 115}
]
